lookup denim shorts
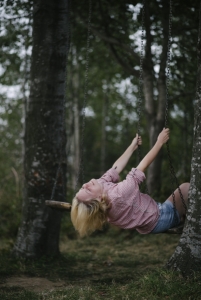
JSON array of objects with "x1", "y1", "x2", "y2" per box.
[{"x1": 151, "y1": 199, "x2": 180, "y2": 233}]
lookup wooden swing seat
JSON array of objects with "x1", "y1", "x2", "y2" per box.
[
  {"x1": 45, "y1": 200, "x2": 71, "y2": 211},
  {"x1": 45, "y1": 201, "x2": 184, "y2": 234}
]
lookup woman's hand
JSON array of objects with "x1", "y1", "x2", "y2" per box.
[
  {"x1": 131, "y1": 134, "x2": 142, "y2": 151},
  {"x1": 136, "y1": 128, "x2": 169, "y2": 172},
  {"x1": 157, "y1": 128, "x2": 170, "y2": 145},
  {"x1": 112, "y1": 134, "x2": 142, "y2": 174}
]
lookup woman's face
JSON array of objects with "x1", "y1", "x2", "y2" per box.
[{"x1": 76, "y1": 179, "x2": 102, "y2": 202}]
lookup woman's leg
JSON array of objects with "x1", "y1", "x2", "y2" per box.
[{"x1": 167, "y1": 182, "x2": 190, "y2": 223}]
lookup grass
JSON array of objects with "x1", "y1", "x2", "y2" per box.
[{"x1": 1, "y1": 226, "x2": 201, "y2": 299}]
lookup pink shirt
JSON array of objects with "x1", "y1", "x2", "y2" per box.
[{"x1": 97, "y1": 168, "x2": 160, "y2": 234}]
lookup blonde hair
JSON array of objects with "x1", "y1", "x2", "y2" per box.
[{"x1": 71, "y1": 196, "x2": 109, "y2": 237}]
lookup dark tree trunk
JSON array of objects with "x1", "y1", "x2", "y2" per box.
[
  {"x1": 13, "y1": 0, "x2": 68, "y2": 257},
  {"x1": 166, "y1": 4, "x2": 201, "y2": 275},
  {"x1": 72, "y1": 62, "x2": 80, "y2": 189}
]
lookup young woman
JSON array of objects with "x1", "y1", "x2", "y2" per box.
[{"x1": 71, "y1": 128, "x2": 189, "y2": 237}]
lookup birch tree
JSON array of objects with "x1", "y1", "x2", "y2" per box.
[{"x1": 13, "y1": 0, "x2": 68, "y2": 257}]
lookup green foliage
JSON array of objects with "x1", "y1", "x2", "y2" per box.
[
  {"x1": 0, "y1": 1, "x2": 200, "y2": 298},
  {"x1": 0, "y1": 94, "x2": 24, "y2": 238},
  {"x1": 0, "y1": 0, "x2": 31, "y2": 240},
  {"x1": 0, "y1": 100, "x2": 23, "y2": 238},
  {"x1": 0, "y1": 0, "x2": 199, "y2": 253},
  {"x1": 66, "y1": 0, "x2": 199, "y2": 196}
]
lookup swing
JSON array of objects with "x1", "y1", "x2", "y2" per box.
[
  {"x1": 46, "y1": 0, "x2": 92, "y2": 212},
  {"x1": 45, "y1": 200, "x2": 71, "y2": 211},
  {"x1": 162, "y1": 0, "x2": 187, "y2": 234},
  {"x1": 136, "y1": 0, "x2": 187, "y2": 234},
  {"x1": 46, "y1": 0, "x2": 187, "y2": 235}
]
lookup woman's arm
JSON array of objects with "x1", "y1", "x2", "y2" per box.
[
  {"x1": 136, "y1": 128, "x2": 170, "y2": 172},
  {"x1": 112, "y1": 134, "x2": 142, "y2": 174}
]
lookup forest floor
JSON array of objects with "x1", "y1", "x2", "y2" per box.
[{"x1": 1, "y1": 226, "x2": 201, "y2": 299}]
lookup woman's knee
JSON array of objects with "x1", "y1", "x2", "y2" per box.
[{"x1": 179, "y1": 182, "x2": 190, "y2": 200}]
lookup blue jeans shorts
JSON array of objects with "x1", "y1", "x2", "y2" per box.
[{"x1": 151, "y1": 199, "x2": 180, "y2": 233}]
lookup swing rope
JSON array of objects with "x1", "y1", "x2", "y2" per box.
[
  {"x1": 46, "y1": 0, "x2": 92, "y2": 210},
  {"x1": 164, "y1": 0, "x2": 187, "y2": 213},
  {"x1": 136, "y1": 0, "x2": 149, "y2": 194},
  {"x1": 135, "y1": 0, "x2": 186, "y2": 233},
  {"x1": 50, "y1": 0, "x2": 72, "y2": 201},
  {"x1": 74, "y1": 0, "x2": 92, "y2": 192},
  {"x1": 136, "y1": 0, "x2": 145, "y2": 141}
]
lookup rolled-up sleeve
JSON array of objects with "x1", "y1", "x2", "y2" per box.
[
  {"x1": 127, "y1": 168, "x2": 145, "y2": 184},
  {"x1": 98, "y1": 168, "x2": 120, "y2": 184}
]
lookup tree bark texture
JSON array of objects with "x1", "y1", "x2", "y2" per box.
[
  {"x1": 13, "y1": 0, "x2": 68, "y2": 257},
  {"x1": 166, "y1": 5, "x2": 201, "y2": 274},
  {"x1": 72, "y1": 66, "x2": 80, "y2": 190}
]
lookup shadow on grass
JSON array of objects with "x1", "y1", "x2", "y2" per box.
[
  {"x1": 0, "y1": 229, "x2": 178, "y2": 282},
  {"x1": 0, "y1": 286, "x2": 38, "y2": 300},
  {"x1": 1, "y1": 228, "x2": 201, "y2": 299}
]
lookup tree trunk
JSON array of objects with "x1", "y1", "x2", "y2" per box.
[
  {"x1": 67, "y1": 49, "x2": 80, "y2": 190},
  {"x1": 72, "y1": 71, "x2": 80, "y2": 189},
  {"x1": 13, "y1": 0, "x2": 68, "y2": 258},
  {"x1": 166, "y1": 5, "x2": 201, "y2": 275}
]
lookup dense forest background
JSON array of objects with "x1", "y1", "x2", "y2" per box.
[{"x1": 0, "y1": 0, "x2": 199, "y2": 242}]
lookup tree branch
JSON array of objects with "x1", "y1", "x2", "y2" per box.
[
  {"x1": 91, "y1": 26, "x2": 140, "y2": 61},
  {"x1": 109, "y1": 44, "x2": 139, "y2": 77},
  {"x1": 170, "y1": 91, "x2": 195, "y2": 102},
  {"x1": 77, "y1": 14, "x2": 140, "y2": 64}
]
